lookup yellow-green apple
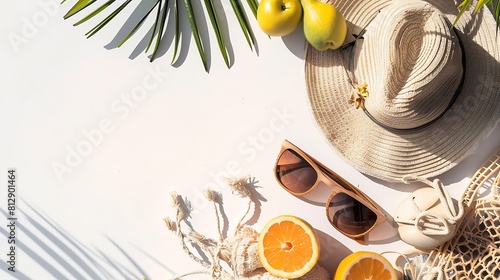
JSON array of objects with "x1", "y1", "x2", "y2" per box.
[
  {"x1": 301, "y1": 0, "x2": 347, "y2": 50},
  {"x1": 257, "y1": 0, "x2": 302, "y2": 36}
]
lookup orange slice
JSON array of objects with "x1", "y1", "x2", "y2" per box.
[
  {"x1": 334, "y1": 251, "x2": 397, "y2": 280},
  {"x1": 258, "y1": 215, "x2": 320, "y2": 278}
]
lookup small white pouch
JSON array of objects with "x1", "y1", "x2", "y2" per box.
[{"x1": 394, "y1": 176, "x2": 464, "y2": 250}]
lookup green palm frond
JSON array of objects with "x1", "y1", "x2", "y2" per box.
[
  {"x1": 85, "y1": 0, "x2": 132, "y2": 38},
  {"x1": 171, "y1": 0, "x2": 180, "y2": 64},
  {"x1": 455, "y1": 0, "x2": 500, "y2": 32},
  {"x1": 245, "y1": 0, "x2": 258, "y2": 18},
  {"x1": 145, "y1": 0, "x2": 167, "y2": 59},
  {"x1": 454, "y1": 0, "x2": 473, "y2": 26},
  {"x1": 62, "y1": 0, "x2": 258, "y2": 72},
  {"x1": 183, "y1": 0, "x2": 208, "y2": 71},
  {"x1": 117, "y1": 1, "x2": 159, "y2": 47},
  {"x1": 474, "y1": 0, "x2": 490, "y2": 13},
  {"x1": 73, "y1": 0, "x2": 116, "y2": 26},
  {"x1": 493, "y1": 0, "x2": 500, "y2": 30},
  {"x1": 203, "y1": 0, "x2": 230, "y2": 68},
  {"x1": 229, "y1": 0, "x2": 256, "y2": 51},
  {"x1": 64, "y1": 0, "x2": 97, "y2": 19}
]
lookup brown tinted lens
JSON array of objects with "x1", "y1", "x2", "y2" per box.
[
  {"x1": 276, "y1": 149, "x2": 318, "y2": 194},
  {"x1": 328, "y1": 193, "x2": 377, "y2": 235}
]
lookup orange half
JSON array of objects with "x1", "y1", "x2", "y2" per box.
[
  {"x1": 258, "y1": 215, "x2": 320, "y2": 278},
  {"x1": 334, "y1": 251, "x2": 397, "y2": 280}
]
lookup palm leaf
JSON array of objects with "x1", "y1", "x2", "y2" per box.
[
  {"x1": 454, "y1": 0, "x2": 474, "y2": 26},
  {"x1": 117, "y1": 2, "x2": 160, "y2": 47},
  {"x1": 493, "y1": 0, "x2": 500, "y2": 31},
  {"x1": 149, "y1": 0, "x2": 170, "y2": 61},
  {"x1": 85, "y1": 0, "x2": 133, "y2": 38},
  {"x1": 64, "y1": 0, "x2": 97, "y2": 19},
  {"x1": 474, "y1": 0, "x2": 491, "y2": 13},
  {"x1": 62, "y1": 0, "x2": 258, "y2": 72},
  {"x1": 183, "y1": 0, "x2": 209, "y2": 72},
  {"x1": 73, "y1": 0, "x2": 115, "y2": 26},
  {"x1": 203, "y1": 0, "x2": 230, "y2": 67},
  {"x1": 171, "y1": 0, "x2": 180, "y2": 64},
  {"x1": 245, "y1": 0, "x2": 258, "y2": 18},
  {"x1": 229, "y1": 0, "x2": 256, "y2": 50},
  {"x1": 145, "y1": 0, "x2": 163, "y2": 53},
  {"x1": 455, "y1": 0, "x2": 500, "y2": 32}
]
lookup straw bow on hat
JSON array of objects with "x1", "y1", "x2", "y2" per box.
[{"x1": 305, "y1": 0, "x2": 500, "y2": 182}]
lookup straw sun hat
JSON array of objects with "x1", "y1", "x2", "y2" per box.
[{"x1": 305, "y1": 0, "x2": 500, "y2": 182}]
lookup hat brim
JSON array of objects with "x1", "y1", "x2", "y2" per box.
[{"x1": 305, "y1": 0, "x2": 500, "y2": 182}]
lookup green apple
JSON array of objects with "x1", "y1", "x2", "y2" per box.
[{"x1": 257, "y1": 0, "x2": 302, "y2": 36}]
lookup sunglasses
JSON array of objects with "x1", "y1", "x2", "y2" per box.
[{"x1": 274, "y1": 140, "x2": 387, "y2": 243}]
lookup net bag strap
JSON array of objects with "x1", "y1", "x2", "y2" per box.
[
  {"x1": 420, "y1": 149, "x2": 500, "y2": 280},
  {"x1": 461, "y1": 148, "x2": 500, "y2": 207},
  {"x1": 494, "y1": 170, "x2": 500, "y2": 199}
]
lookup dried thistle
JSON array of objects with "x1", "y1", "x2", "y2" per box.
[
  {"x1": 164, "y1": 217, "x2": 176, "y2": 232},
  {"x1": 170, "y1": 192, "x2": 181, "y2": 207},
  {"x1": 204, "y1": 188, "x2": 218, "y2": 202},
  {"x1": 227, "y1": 176, "x2": 251, "y2": 198},
  {"x1": 165, "y1": 178, "x2": 329, "y2": 280},
  {"x1": 170, "y1": 192, "x2": 191, "y2": 222}
]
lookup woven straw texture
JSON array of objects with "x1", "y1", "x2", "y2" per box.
[
  {"x1": 420, "y1": 149, "x2": 500, "y2": 279},
  {"x1": 305, "y1": 0, "x2": 500, "y2": 182}
]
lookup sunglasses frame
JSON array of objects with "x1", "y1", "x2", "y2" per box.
[{"x1": 274, "y1": 139, "x2": 387, "y2": 243}]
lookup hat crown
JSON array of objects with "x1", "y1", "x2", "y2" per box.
[
  {"x1": 305, "y1": 0, "x2": 500, "y2": 182},
  {"x1": 354, "y1": 0, "x2": 464, "y2": 130}
]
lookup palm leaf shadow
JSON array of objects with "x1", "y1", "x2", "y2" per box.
[
  {"x1": 62, "y1": 0, "x2": 254, "y2": 71},
  {"x1": 101, "y1": 0, "x2": 185, "y2": 64},
  {"x1": 104, "y1": 0, "x2": 166, "y2": 52},
  {"x1": 126, "y1": 3, "x2": 182, "y2": 61},
  {"x1": 0, "y1": 200, "x2": 175, "y2": 279}
]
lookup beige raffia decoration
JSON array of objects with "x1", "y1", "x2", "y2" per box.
[
  {"x1": 164, "y1": 176, "x2": 330, "y2": 280},
  {"x1": 414, "y1": 149, "x2": 500, "y2": 279}
]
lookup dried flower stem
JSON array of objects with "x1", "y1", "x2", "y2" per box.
[
  {"x1": 205, "y1": 188, "x2": 224, "y2": 242},
  {"x1": 213, "y1": 202, "x2": 223, "y2": 242},
  {"x1": 165, "y1": 176, "x2": 266, "y2": 280},
  {"x1": 234, "y1": 198, "x2": 253, "y2": 234},
  {"x1": 175, "y1": 206, "x2": 209, "y2": 268}
]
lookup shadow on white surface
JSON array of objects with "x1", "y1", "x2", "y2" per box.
[
  {"x1": 63, "y1": 0, "x2": 262, "y2": 71},
  {"x1": 103, "y1": 1, "x2": 184, "y2": 61},
  {"x1": 1, "y1": 201, "x2": 175, "y2": 280},
  {"x1": 281, "y1": 22, "x2": 307, "y2": 60},
  {"x1": 315, "y1": 229, "x2": 351, "y2": 276},
  {"x1": 365, "y1": 217, "x2": 399, "y2": 245}
]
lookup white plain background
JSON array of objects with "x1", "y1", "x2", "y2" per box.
[{"x1": 1, "y1": 1, "x2": 499, "y2": 279}]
